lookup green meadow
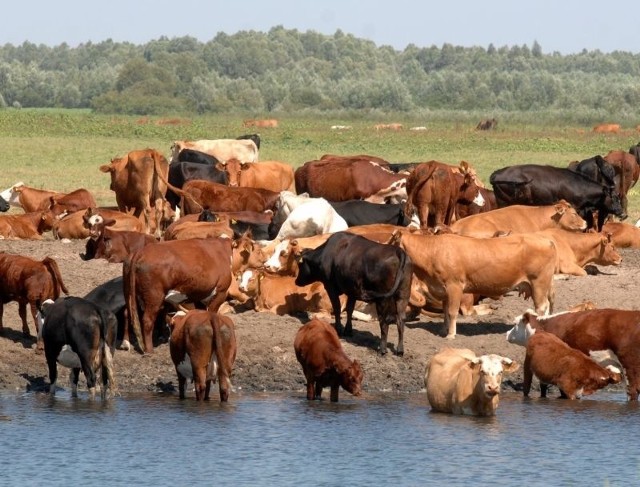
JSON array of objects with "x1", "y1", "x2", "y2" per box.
[{"x1": 1, "y1": 109, "x2": 638, "y2": 220}]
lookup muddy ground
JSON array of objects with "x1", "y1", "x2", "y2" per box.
[{"x1": 0, "y1": 237, "x2": 638, "y2": 398}]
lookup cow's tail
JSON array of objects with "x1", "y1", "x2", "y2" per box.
[
  {"x1": 404, "y1": 164, "x2": 438, "y2": 220},
  {"x1": 42, "y1": 257, "x2": 69, "y2": 296},
  {"x1": 156, "y1": 164, "x2": 204, "y2": 212},
  {"x1": 364, "y1": 249, "x2": 411, "y2": 301},
  {"x1": 97, "y1": 307, "x2": 117, "y2": 398},
  {"x1": 124, "y1": 255, "x2": 145, "y2": 354}
]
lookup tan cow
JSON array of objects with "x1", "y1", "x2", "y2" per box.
[
  {"x1": 0, "y1": 183, "x2": 64, "y2": 212},
  {"x1": 425, "y1": 348, "x2": 518, "y2": 416},
  {"x1": 170, "y1": 139, "x2": 258, "y2": 163},
  {"x1": 163, "y1": 221, "x2": 234, "y2": 241},
  {"x1": 0, "y1": 211, "x2": 50, "y2": 239},
  {"x1": 602, "y1": 221, "x2": 640, "y2": 248},
  {"x1": 593, "y1": 123, "x2": 620, "y2": 133},
  {"x1": 450, "y1": 201, "x2": 587, "y2": 238},
  {"x1": 243, "y1": 119, "x2": 278, "y2": 128},
  {"x1": 216, "y1": 158, "x2": 295, "y2": 192},
  {"x1": 392, "y1": 232, "x2": 557, "y2": 339}
]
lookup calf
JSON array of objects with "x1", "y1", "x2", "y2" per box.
[
  {"x1": 425, "y1": 347, "x2": 518, "y2": 416},
  {"x1": 0, "y1": 211, "x2": 50, "y2": 239},
  {"x1": 506, "y1": 309, "x2": 640, "y2": 400},
  {"x1": 523, "y1": 330, "x2": 622, "y2": 399},
  {"x1": 168, "y1": 310, "x2": 237, "y2": 401},
  {"x1": 0, "y1": 253, "x2": 68, "y2": 341},
  {"x1": 39, "y1": 297, "x2": 117, "y2": 399},
  {"x1": 295, "y1": 232, "x2": 413, "y2": 355},
  {"x1": 294, "y1": 319, "x2": 363, "y2": 402}
]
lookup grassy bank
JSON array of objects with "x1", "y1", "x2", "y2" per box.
[{"x1": 1, "y1": 109, "x2": 638, "y2": 219}]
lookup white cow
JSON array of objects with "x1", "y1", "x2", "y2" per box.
[
  {"x1": 274, "y1": 198, "x2": 348, "y2": 241},
  {"x1": 170, "y1": 139, "x2": 258, "y2": 163}
]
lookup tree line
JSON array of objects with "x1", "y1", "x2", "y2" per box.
[{"x1": 0, "y1": 26, "x2": 638, "y2": 119}]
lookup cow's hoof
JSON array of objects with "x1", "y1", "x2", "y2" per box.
[
  {"x1": 445, "y1": 334, "x2": 456, "y2": 340},
  {"x1": 395, "y1": 350, "x2": 404, "y2": 357},
  {"x1": 119, "y1": 340, "x2": 131, "y2": 352}
]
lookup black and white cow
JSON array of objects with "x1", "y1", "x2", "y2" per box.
[
  {"x1": 39, "y1": 297, "x2": 117, "y2": 399},
  {"x1": 295, "y1": 231, "x2": 413, "y2": 356}
]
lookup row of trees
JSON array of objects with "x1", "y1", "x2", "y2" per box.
[{"x1": 0, "y1": 26, "x2": 638, "y2": 117}]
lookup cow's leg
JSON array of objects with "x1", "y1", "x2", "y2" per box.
[
  {"x1": 45, "y1": 344, "x2": 63, "y2": 395},
  {"x1": 29, "y1": 302, "x2": 44, "y2": 351},
  {"x1": 314, "y1": 381, "x2": 323, "y2": 400},
  {"x1": 0, "y1": 302, "x2": 4, "y2": 333},
  {"x1": 140, "y1": 301, "x2": 164, "y2": 353},
  {"x1": 204, "y1": 379, "x2": 212, "y2": 401},
  {"x1": 375, "y1": 301, "x2": 389, "y2": 356},
  {"x1": 344, "y1": 296, "x2": 356, "y2": 337},
  {"x1": 523, "y1": 355, "x2": 533, "y2": 398},
  {"x1": 624, "y1": 362, "x2": 640, "y2": 401},
  {"x1": 443, "y1": 287, "x2": 462, "y2": 339},
  {"x1": 18, "y1": 301, "x2": 30, "y2": 337},
  {"x1": 395, "y1": 298, "x2": 406, "y2": 356},
  {"x1": 193, "y1": 367, "x2": 206, "y2": 401},
  {"x1": 206, "y1": 290, "x2": 228, "y2": 314},
  {"x1": 305, "y1": 372, "x2": 315, "y2": 400},
  {"x1": 70, "y1": 368, "x2": 81, "y2": 397},
  {"x1": 218, "y1": 370, "x2": 231, "y2": 402},
  {"x1": 330, "y1": 384, "x2": 340, "y2": 402},
  {"x1": 532, "y1": 281, "x2": 554, "y2": 316},
  {"x1": 79, "y1": 355, "x2": 97, "y2": 399},
  {"x1": 327, "y1": 288, "x2": 344, "y2": 336},
  {"x1": 540, "y1": 382, "x2": 549, "y2": 398},
  {"x1": 176, "y1": 371, "x2": 187, "y2": 399}
]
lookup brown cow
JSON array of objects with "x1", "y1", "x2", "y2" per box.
[
  {"x1": 46, "y1": 208, "x2": 145, "y2": 240},
  {"x1": 243, "y1": 118, "x2": 278, "y2": 128},
  {"x1": 81, "y1": 218, "x2": 156, "y2": 263},
  {"x1": 99, "y1": 148, "x2": 169, "y2": 237},
  {"x1": 374, "y1": 123, "x2": 403, "y2": 130},
  {"x1": 294, "y1": 159, "x2": 406, "y2": 203},
  {"x1": 168, "y1": 309, "x2": 237, "y2": 401},
  {"x1": 404, "y1": 161, "x2": 485, "y2": 228},
  {"x1": 319, "y1": 154, "x2": 390, "y2": 165},
  {"x1": 262, "y1": 234, "x2": 333, "y2": 275},
  {"x1": 0, "y1": 211, "x2": 50, "y2": 239},
  {"x1": 216, "y1": 159, "x2": 295, "y2": 192},
  {"x1": 393, "y1": 231, "x2": 557, "y2": 339},
  {"x1": 48, "y1": 188, "x2": 97, "y2": 218},
  {"x1": 294, "y1": 319, "x2": 363, "y2": 402},
  {"x1": 425, "y1": 347, "x2": 518, "y2": 416},
  {"x1": 456, "y1": 187, "x2": 498, "y2": 220},
  {"x1": 1, "y1": 183, "x2": 64, "y2": 212},
  {"x1": 523, "y1": 330, "x2": 622, "y2": 399},
  {"x1": 602, "y1": 221, "x2": 640, "y2": 248},
  {"x1": 124, "y1": 237, "x2": 234, "y2": 353},
  {"x1": 0, "y1": 253, "x2": 68, "y2": 342},
  {"x1": 162, "y1": 221, "x2": 234, "y2": 241},
  {"x1": 604, "y1": 150, "x2": 640, "y2": 214},
  {"x1": 450, "y1": 201, "x2": 587, "y2": 238},
  {"x1": 507, "y1": 309, "x2": 640, "y2": 400},
  {"x1": 170, "y1": 139, "x2": 258, "y2": 163},
  {"x1": 593, "y1": 123, "x2": 620, "y2": 133}
]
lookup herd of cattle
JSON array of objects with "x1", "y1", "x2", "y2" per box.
[{"x1": 1, "y1": 133, "x2": 640, "y2": 414}]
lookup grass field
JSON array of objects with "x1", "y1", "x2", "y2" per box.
[{"x1": 1, "y1": 109, "x2": 638, "y2": 220}]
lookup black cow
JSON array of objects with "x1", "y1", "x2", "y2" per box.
[
  {"x1": 166, "y1": 161, "x2": 229, "y2": 210},
  {"x1": 39, "y1": 297, "x2": 117, "y2": 399},
  {"x1": 236, "y1": 133, "x2": 261, "y2": 150},
  {"x1": 295, "y1": 232, "x2": 413, "y2": 356},
  {"x1": 84, "y1": 276, "x2": 126, "y2": 342},
  {"x1": 490, "y1": 164, "x2": 626, "y2": 230},
  {"x1": 387, "y1": 162, "x2": 422, "y2": 174},
  {"x1": 0, "y1": 194, "x2": 8, "y2": 212},
  {"x1": 198, "y1": 208, "x2": 271, "y2": 240},
  {"x1": 568, "y1": 155, "x2": 617, "y2": 189},
  {"x1": 176, "y1": 148, "x2": 220, "y2": 166},
  {"x1": 329, "y1": 200, "x2": 412, "y2": 227}
]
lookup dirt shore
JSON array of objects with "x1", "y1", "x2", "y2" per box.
[{"x1": 0, "y1": 237, "x2": 638, "y2": 397}]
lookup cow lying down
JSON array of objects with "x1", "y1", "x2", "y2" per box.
[{"x1": 38, "y1": 297, "x2": 117, "y2": 399}]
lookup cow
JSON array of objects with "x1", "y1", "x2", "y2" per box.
[
  {"x1": 165, "y1": 160, "x2": 228, "y2": 212},
  {"x1": 84, "y1": 277, "x2": 127, "y2": 346},
  {"x1": 216, "y1": 158, "x2": 295, "y2": 193},
  {"x1": 374, "y1": 123, "x2": 403, "y2": 130},
  {"x1": 270, "y1": 197, "x2": 348, "y2": 241},
  {"x1": 319, "y1": 154, "x2": 390, "y2": 165},
  {"x1": 523, "y1": 330, "x2": 622, "y2": 399},
  {"x1": 489, "y1": 164, "x2": 626, "y2": 230},
  {"x1": 0, "y1": 252, "x2": 68, "y2": 343},
  {"x1": 604, "y1": 150, "x2": 640, "y2": 214},
  {"x1": 0, "y1": 182, "x2": 64, "y2": 212},
  {"x1": 593, "y1": 123, "x2": 620, "y2": 133},
  {"x1": 329, "y1": 200, "x2": 412, "y2": 227},
  {"x1": 174, "y1": 148, "x2": 220, "y2": 165},
  {"x1": 537, "y1": 228, "x2": 621, "y2": 276},
  {"x1": 99, "y1": 148, "x2": 169, "y2": 237},
  {"x1": 294, "y1": 319, "x2": 363, "y2": 402},
  {"x1": 46, "y1": 208, "x2": 145, "y2": 240},
  {"x1": 392, "y1": 231, "x2": 557, "y2": 339},
  {"x1": 0, "y1": 211, "x2": 51, "y2": 239},
  {"x1": 294, "y1": 159, "x2": 407, "y2": 204},
  {"x1": 243, "y1": 118, "x2": 278, "y2": 128},
  {"x1": 124, "y1": 237, "x2": 234, "y2": 353},
  {"x1": 476, "y1": 118, "x2": 498, "y2": 130},
  {"x1": 81, "y1": 218, "x2": 156, "y2": 263},
  {"x1": 295, "y1": 232, "x2": 413, "y2": 356},
  {"x1": 170, "y1": 139, "x2": 258, "y2": 163},
  {"x1": 602, "y1": 221, "x2": 640, "y2": 248},
  {"x1": 404, "y1": 160, "x2": 485, "y2": 228},
  {"x1": 425, "y1": 348, "x2": 518, "y2": 416},
  {"x1": 48, "y1": 188, "x2": 98, "y2": 218},
  {"x1": 168, "y1": 310, "x2": 237, "y2": 401},
  {"x1": 162, "y1": 220, "x2": 234, "y2": 241},
  {"x1": 236, "y1": 133, "x2": 261, "y2": 150},
  {"x1": 39, "y1": 297, "x2": 117, "y2": 399},
  {"x1": 506, "y1": 309, "x2": 640, "y2": 400},
  {"x1": 263, "y1": 234, "x2": 332, "y2": 275},
  {"x1": 450, "y1": 201, "x2": 587, "y2": 238},
  {"x1": 455, "y1": 187, "x2": 497, "y2": 220}
]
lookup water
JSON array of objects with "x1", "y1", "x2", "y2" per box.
[{"x1": 0, "y1": 390, "x2": 638, "y2": 487}]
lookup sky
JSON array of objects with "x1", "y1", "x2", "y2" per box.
[{"x1": 3, "y1": 0, "x2": 638, "y2": 55}]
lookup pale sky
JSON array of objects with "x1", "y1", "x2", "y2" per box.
[{"x1": 4, "y1": 0, "x2": 638, "y2": 54}]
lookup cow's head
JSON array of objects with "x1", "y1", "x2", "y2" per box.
[
  {"x1": 596, "y1": 232, "x2": 622, "y2": 267},
  {"x1": 553, "y1": 200, "x2": 587, "y2": 231},
  {"x1": 339, "y1": 359, "x2": 364, "y2": 397},
  {"x1": 264, "y1": 239, "x2": 295, "y2": 274},
  {"x1": 294, "y1": 248, "x2": 320, "y2": 287},
  {"x1": 216, "y1": 158, "x2": 243, "y2": 187},
  {"x1": 604, "y1": 187, "x2": 626, "y2": 219},
  {"x1": 470, "y1": 354, "x2": 519, "y2": 398},
  {"x1": 506, "y1": 310, "x2": 539, "y2": 345}
]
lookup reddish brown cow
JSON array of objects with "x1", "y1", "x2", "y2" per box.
[
  {"x1": 294, "y1": 159, "x2": 406, "y2": 203},
  {"x1": 523, "y1": 330, "x2": 622, "y2": 399},
  {"x1": 243, "y1": 118, "x2": 278, "y2": 128},
  {"x1": 124, "y1": 237, "x2": 234, "y2": 353},
  {"x1": 48, "y1": 188, "x2": 97, "y2": 217},
  {"x1": 293, "y1": 319, "x2": 363, "y2": 402},
  {"x1": 82, "y1": 217, "x2": 156, "y2": 263},
  {"x1": 509, "y1": 309, "x2": 640, "y2": 400},
  {"x1": 602, "y1": 221, "x2": 640, "y2": 248},
  {"x1": 99, "y1": 148, "x2": 169, "y2": 237},
  {"x1": 593, "y1": 123, "x2": 620, "y2": 133},
  {"x1": 216, "y1": 159, "x2": 295, "y2": 192},
  {"x1": 456, "y1": 187, "x2": 497, "y2": 220},
  {"x1": 0, "y1": 211, "x2": 50, "y2": 239},
  {"x1": 0, "y1": 253, "x2": 68, "y2": 342},
  {"x1": 169, "y1": 309, "x2": 237, "y2": 401},
  {"x1": 319, "y1": 154, "x2": 390, "y2": 165},
  {"x1": 46, "y1": 208, "x2": 145, "y2": 240},
  {"x1": 405, "y1": 161, "x2": 485, "y2": 228},
  {"x1": 604, "y1": 150, "x2": 640, "y2": 214}
]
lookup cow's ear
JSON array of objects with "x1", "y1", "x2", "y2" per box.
[
  {"x1": 605, "y1": 232, "x2": 613, "y2": 243},
  {"x1": 105, "y1": 218, "x2": 117, "y2": 227},
  {"x1": 554, "y1": 202, "x2": 566, "y2": 215},
  {"x1": 99, "y1": 164, "x2": 113, "y2": 173},
  {"x1": 501, "y1": 358, "x2": 519, "y2": 373},
  {"x1": 240, "y1": 162, "x2": 249, "y2": 170},
  {"x1": 215, "y1": 162, "x2": 225, "y2": 171}
]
